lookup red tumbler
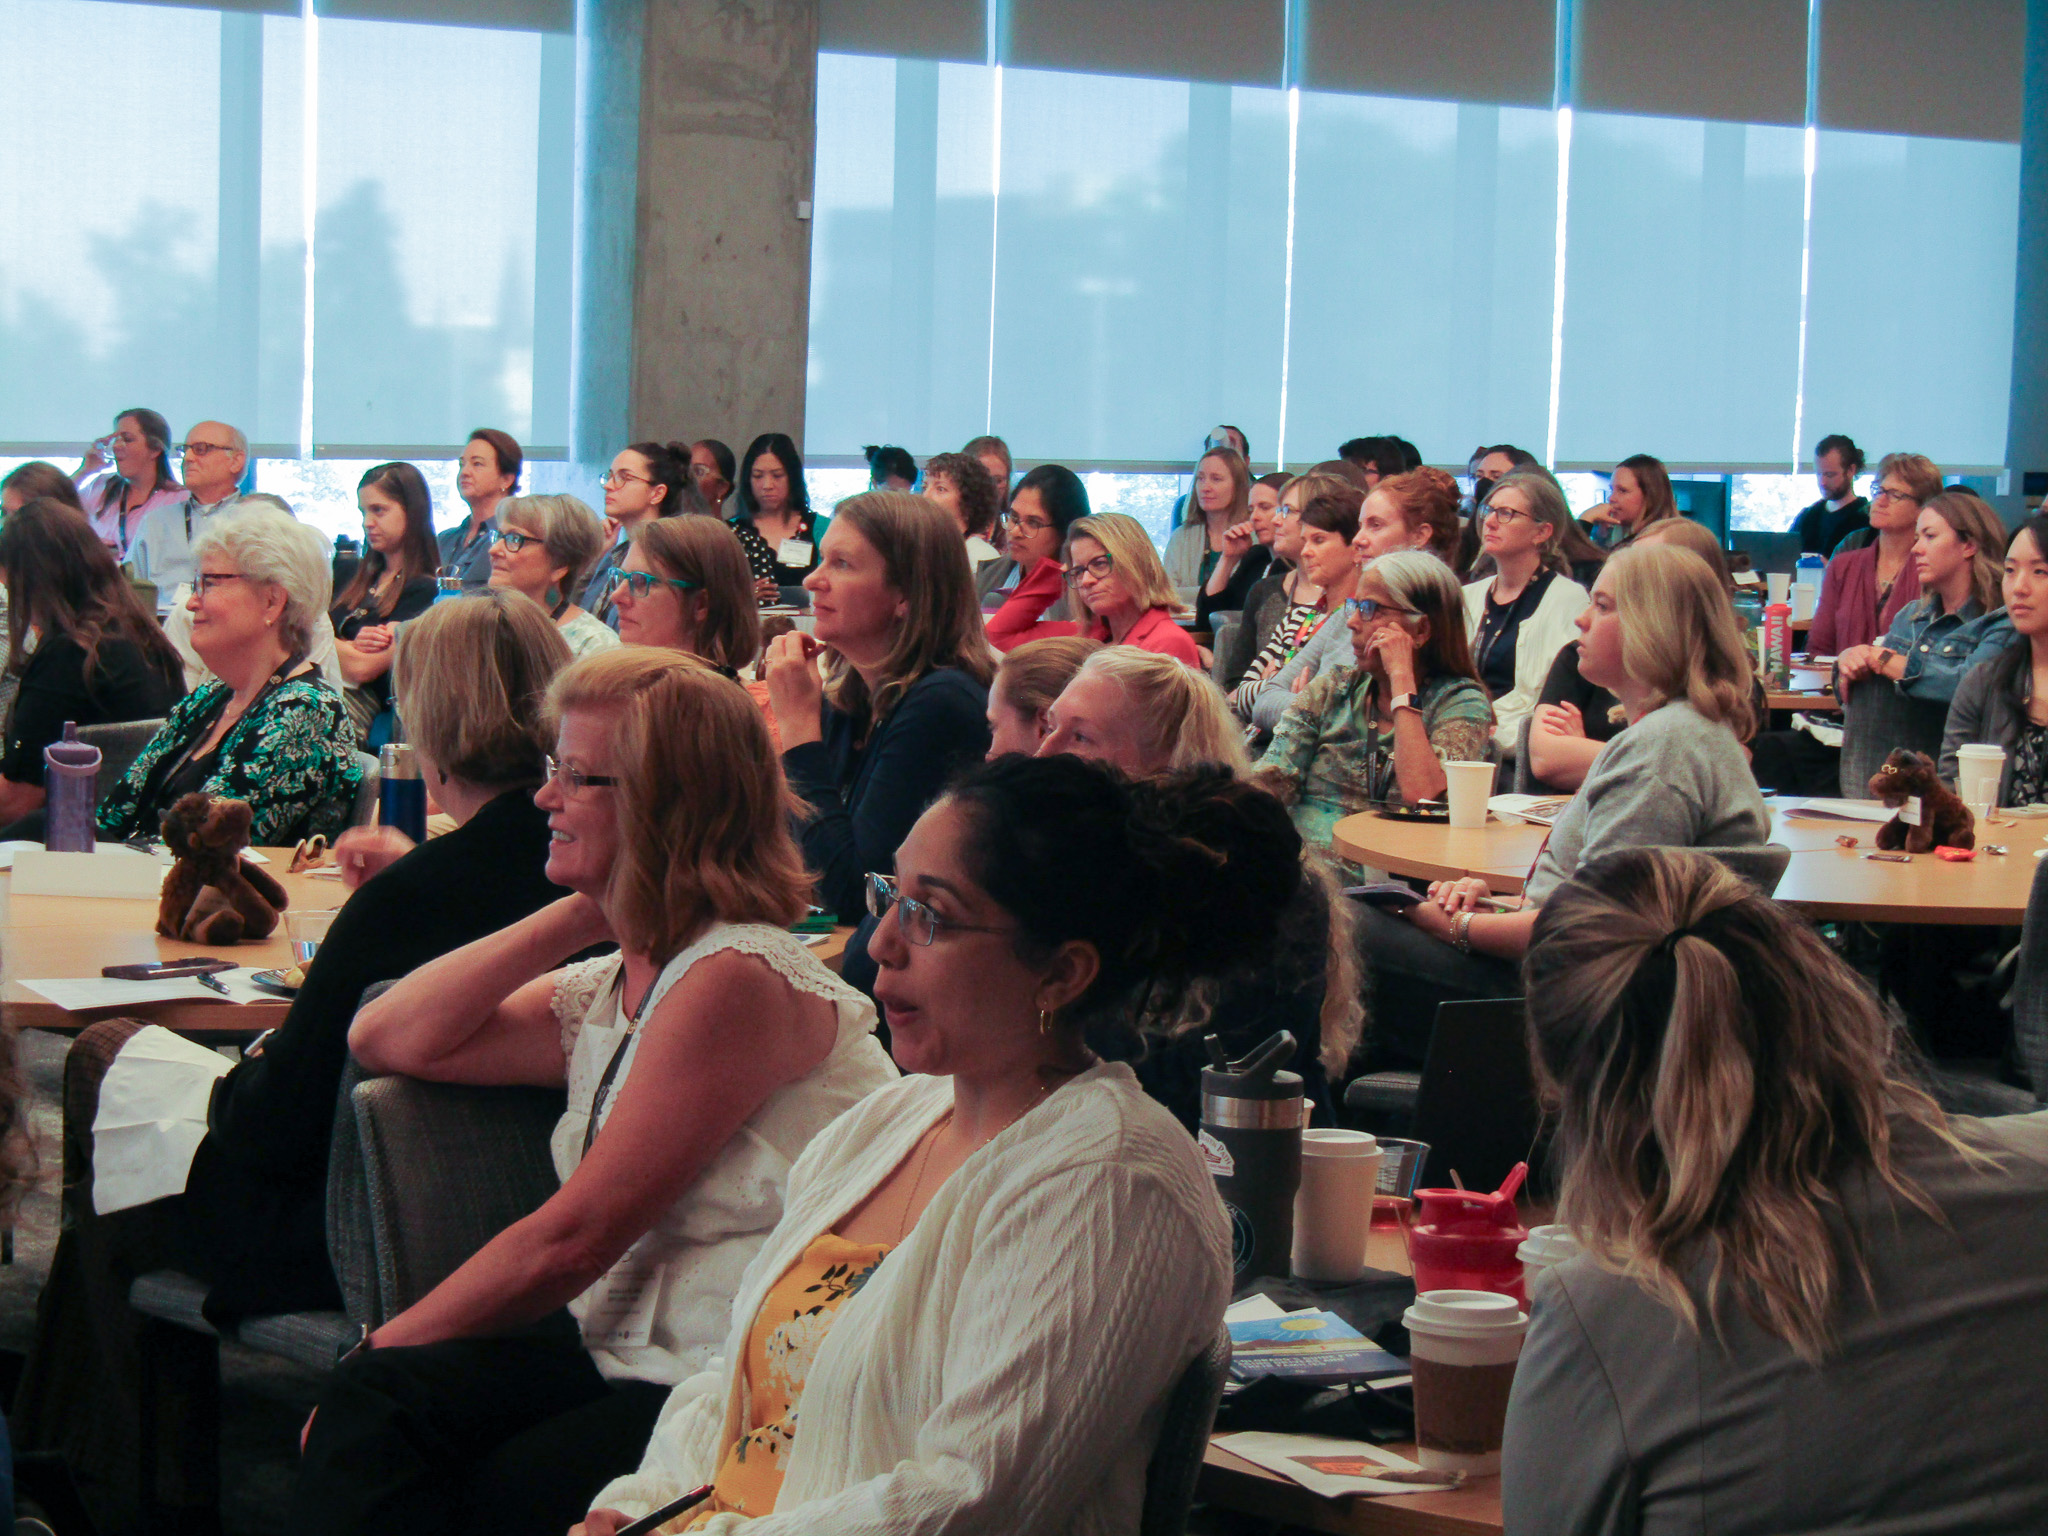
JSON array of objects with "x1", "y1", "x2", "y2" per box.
[{"x1": 1406, "y1": 1187, "x2": 1529, "y2": 1305}]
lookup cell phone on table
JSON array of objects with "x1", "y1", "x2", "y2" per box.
[
  {"x1": 1345, "y1": 882, "x2": 1424, "y2": 910},
  {"x1": 613, "y1": 1486, "x2": 713, "y2": 1535},
  {"x1": 102, "y1": 958, "x2": 235, "y2": 981}
]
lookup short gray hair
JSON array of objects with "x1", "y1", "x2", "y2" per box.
[
  {"x1": 192, "y1": 505, "x2": 332, "y2": 657},
  {"x1": 497, "y1": 493, "x2": 607, "y2": 601}
]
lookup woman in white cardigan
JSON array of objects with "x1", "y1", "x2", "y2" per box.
[
  {"x1": 576, "y1": 756, "x2": 1310, "y2": 1535},
  {"x1": 1463, "y1": 469, "x2": 1589, "y2": 759}
]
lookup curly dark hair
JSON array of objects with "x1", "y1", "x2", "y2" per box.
[{"x1": 921, "y1": 451, "x2": 1003, "y2": 539}]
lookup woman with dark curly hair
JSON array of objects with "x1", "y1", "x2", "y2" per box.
[{"x1": 918, "y1": 451, "x2": 1004, "y2": 576}]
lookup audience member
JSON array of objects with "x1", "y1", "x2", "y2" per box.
[
  {"x1": 1221, "y1": 470, "x2": 1349, "y2": 690},
  {"x1": 985, "y1": 634, "x2": 1099, "y2": 757},
  {"x1": 1337, "y1": 435, "x2": 1410, "y2": 485},
  {"x1": 129, "y1": 421, "x2": 255, "y2": 596},
  {"x1": 1792, "y1": 432, "x2": 1871, "y2": 555},
  {"x1": 1064, "y1": 512, "x2": 1202, "y2": 665},
  {"x1": 14, "y1": 593, "x2": 574, "y2": 1526},
  {"x1": 94, "y1": 506, "x2": 361, "y2": 845},
  {"x1": 576, "y1": 757, "x2": 1287, "y2": 1534},
  {"x1": 1941, "y1": 514, "x2": 2048, "y2": 807},
  {"x1": 731, "y1": 432, "x2": 826, "y2": 593},
  {"x1": 1809, "y1": 451, "x2": 1932, "y2": 655},
  {"x1": 1353, "y1": 465, "x2": 1463, "y2": 568},
  {"x1": 1257, "y1": 549, "x2": 1492, "y2": 841},
  {"x1": 440, "y1": 428, "x2": 522, "y2": 588},
  {"x1": 1352, "y1": 543, "x2": 1765, "y2": 1065},
  {"x1": 582, "y1": 442, "x2": 689, "y2": 613},
  {"x1": 290, "y1": 650, "x2": 897, "y2": 1536},
  {"x1": 1248, "y1": 469, "x2": 1287, "y2": 530},
  {"x1": 1194, "y1": 451, "x2": 1274, "y2": 630},
  {"x1": 689, "y1": 438, "x2": 736, "y2": 512},
  {"x1": 1040, "y1": 643, "x2": 1253, "y2": 775},
  {"x1": 0, "y1": 499, "x2": 185, "y2": 824},
  {"x1": 1464, "y1": 470, "x2": 1590, "y2": 759},
  {"x1": 610, "y1": 515, "x2": 761, "y2": 678},
  {"x1": 1233, "y1": 484, "x2": 1366, "y2": 730},
  {"x1": 1, "y1": 461, "x2": 85, "y2": 515},
  {"x1": 864, "y1": 443, "x2": 917, "y2": 491},
  {"x1": 1459, "y1": 444, "x2": 1540, "y2": 574},
  {"x1": 962, "y1": 433, "x2": 1013, "y2": 488},
  {"x1": 918, "y1": 450, "x2": 1005, "y2": 580},
  {"x1": 1166, "y1": 445, "x2": 1252, "y2": 610},
  {"x1": 1580, "y1": 453, "x2": 1676, "y2": 547},
  {"x1": 488, "y1": 493, "x2": 621, "y2": 660},
  {"x1": 984, "y1": 464, "x2": 1088, "y2": 650},
  {"x1": 74, "y1": 407, "x2": 184, "y2": 560},
  {"x1": 1505, "y1": 847, "x2": 2048, "y2": 1536},
  {"x1": 331, "y1": 462, "x2": 440, "y2": 743},
  {"x1": 766, "y1": 491, "x2": 995, "y2": 923}
]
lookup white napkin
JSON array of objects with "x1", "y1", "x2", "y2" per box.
[{"x1": 90, "y1": 1025, "x2": 234, "y2": 1214}]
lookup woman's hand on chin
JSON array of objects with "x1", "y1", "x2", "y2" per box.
[{"x1": 764, "y1": 631, "x2": 826, "y2": 747}]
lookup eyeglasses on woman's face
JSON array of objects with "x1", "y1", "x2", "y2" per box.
[
  {"x1": 1483, "y1": 503, "x2": 1537, "y2": 525},
  {"x1": 865, "y1": 872, "x2": 1015, "y2": 947},
  {"x1": 542, "y1": 755, "x2": 618, "y2": 793},
  {"x1": 598, "y1": 468, "x2": 649, "y2": 489},
  {"x1": 607, "y1": 568, "x2": 702, "y2": 599},
  {"x1": 194, "y1": 571, "x2": 246, "y2": 598},
  {"x1": 1344, "y1": 596, "x2": 1417, "y2": 622},
  {"x1": 1063, "y1": 554, "x2": 1115, "y2": 587},
  {"x1": 1872, "y1": 483, "x2": 1916, "y2": 505},
  {"x1": 492, "y1": 528, "x2": 540, "y2": 553},
  {"x1": 1003, "y1": 509, "x2": 1053, "y2": 534}
]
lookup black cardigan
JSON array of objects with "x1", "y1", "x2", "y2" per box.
[
  {"x1": 782, "y1": 667, "x2": 992, "y2": 923},
  {"x1": 182, "y1": 789, "x2": 567, "y2": 1322}
]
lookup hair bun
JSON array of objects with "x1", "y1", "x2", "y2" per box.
[{"x1": 1119, "y1": 769, "x2": 1301, "y2": 979}]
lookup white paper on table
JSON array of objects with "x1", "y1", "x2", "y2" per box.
[
  {"x1": 21, "y1": 968, "x2": 279, "y2": 1011},
  {"x1": 91, "y1": 1024, "x2": 235, "y2": 1214},
  {"x1": 1778, "y1": 798, "x2": 1897, "y2": 824},
  {"x1": 1489, "y1": 793, "x2": 1567, "y2": 826},
  {"x1": 11, "y1": 847, "x2": 166, "y2": 897},
  {"x1": 1224, "y1": 1295, "x2": 1291, "y2": 1324},
  {"x1": 1212, "y1": 1431, "x2": 1437, "y2": 1498}
]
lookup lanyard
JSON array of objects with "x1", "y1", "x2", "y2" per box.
[{"x1": 583, "y1": 966, "x2": 656, "y2": 1159}]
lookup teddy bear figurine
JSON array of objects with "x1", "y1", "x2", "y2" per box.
[
  {"x1": 1867, "y1": 749, "x2": 1975, "y2": 854},
  {"x1": 156, "y1": 793, "x2": 292, "y2": 944}
]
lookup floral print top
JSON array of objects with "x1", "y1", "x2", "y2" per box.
[
  {"x1": 680, "y1": 1231, "x2": 892, "y2": 1527},
  {"x1": 96, "y1": 675, "x2": 364, "y2": 845}
]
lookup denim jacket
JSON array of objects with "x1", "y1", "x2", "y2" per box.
[{"x1": 1881, "y1": 595, "x2": 2014, "y2": 703}]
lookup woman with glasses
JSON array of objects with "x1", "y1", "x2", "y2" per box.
[
  {"x1": 1255, "y1": 550, "x2": 1493, "y2": 848},
  {"x1": 1233, "y1": 484, "x2": 1367, "y2": 728},
  {"x1": 985, "y1": 464, "x2": 1089, "y2": 650},
  {"x1": 330, "y1": 462, "x2": 441, "y2": 745},
  {"x1": 580, "y1": 443, "x2": 691, "y2": 613},
  {"x1": 1063, "y1": 512, "x2": 1201, "y2": 666},
  {"x1": 1809, "y1": 452, "x2": 1934, "y2": 657},
  {"x1": 290, "y1": 649, "x2": 897, "y2": 1536},
  {"x1": 96, "y1": 506, "x2": 361, "y2": 845},
  {"x1": 576, "y1": 755, "x2": 1292, "y2": 1536},
  {"x1": 731, "y1": 433, "x2": 827, "y2": 597},
  {"x1": 610, "y1": 515, "x2": 761, "y2": 678},
  {"x1": 1462, "y1": 470, "x2": 1590, "y2": 761},
  {"x1": 489, "y1": 494, "x2": 621, "y2": 660}
]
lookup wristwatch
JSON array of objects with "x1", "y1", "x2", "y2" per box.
[
  {"x1": 1387, "y1": 692, "x2": 1420, "y2": 715},
  {"x1": 336, "y1": 1322, "x2": 375, "y2": 1367}
]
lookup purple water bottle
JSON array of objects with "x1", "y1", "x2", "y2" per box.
[{"x1": 44, "y1": 722, "x2": 101, "y2": 852}]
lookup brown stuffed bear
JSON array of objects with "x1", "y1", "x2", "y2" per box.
[
  {"x1": 156, "y1": 793, "x2": 291, "y2": 944},
  {"x1": 1868, "y1": 749, "x2": 1975, "y2": 853}
]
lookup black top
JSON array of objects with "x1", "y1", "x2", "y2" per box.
[
  {"x1": 331, "y1": 574, "x2": 439, "y2": 711},
  {"x1": 0, "y1": 632, "x2": 183, "y2": 786},
  {"x1": 1197, "y1": 545, "x2": 1273, "y2": 633},
  {"x1": 1473, "y1": 570, "x2": 1556, "y2": 701},
  {"x1": 730, "y1": 510, "x2": 826, "y2": 588},
  {"x1": 1533, "y1": 643, "x2": 1770, "y2": 795},
  {"x1": 782, "y1": 666, "x2": 992, "y2": 922},
  {"x1": 182, "y1": 789, "x2": 567, "y2": 1321},
  {"x1": 1793, "y1": 495, "x2": 1872, "y2": 557}
]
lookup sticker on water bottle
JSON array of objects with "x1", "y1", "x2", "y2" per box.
[{"x1": 1199, "y1": 1128, "x2": 1235, "y2": 1178}]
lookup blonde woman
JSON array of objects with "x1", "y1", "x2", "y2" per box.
[
  {"x1": 291, "y1": 650, "x2": 897, "y2": 1535},
  {"x1": 1064, "y1": 512, "x2": 1200, "y2": 665},
  {"x1": 488, "y1": 492, "x2": 621, "y2": 659},
  {"x1": 1464, "y1": 470, "x2": 1589, "y2": 757},
  {"x1": 985, "y1": 634, "x2": 1101, "y2": 757},
  {"x1": 1354, "y1": 543, "x2": 1767, "y2": 1065},
  {"x1": 610, "y1": 515, "x2": 762, "y2": 677},
  {"x1": 1040, "y1": 644, "x2": 1254, "y2": 775},
  {"x1": 1507, "y1": 847, "x2": 2048, "y2": 1536},
  {"x1": 764, "y1": 491, "x2": 997, "y2": 923}
]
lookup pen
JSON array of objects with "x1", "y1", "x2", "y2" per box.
[{"x1": 195, "y1": 973, "x2": 232, "y2": 996}]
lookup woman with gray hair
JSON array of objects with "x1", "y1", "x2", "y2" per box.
[
  {"x1": 96, "y1": 505, "x2": 362, "y2": 845},
  {"x1": 488, "y1": 493, "x2": 620, "y2": 659}
]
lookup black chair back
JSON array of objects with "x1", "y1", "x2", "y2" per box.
[{"x1": 1410, "y1": 998, "x2": 1546, "y2": 1195}]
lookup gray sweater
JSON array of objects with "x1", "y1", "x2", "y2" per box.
[
  {"x1": 1524, "y1": 700, "x2": 1768, "y2": 904},
  {"x1": 1939, "y1": 652, "x2": 2028, "y2": 805},
  {"x1": 1504, "y1": 1110, "x2": 2048, "y2": 1536}
]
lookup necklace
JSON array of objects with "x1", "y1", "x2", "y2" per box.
[{"x1": 891, "y1": 1067, "x2": 1086, "y2": 1242}]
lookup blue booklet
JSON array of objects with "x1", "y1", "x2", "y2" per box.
[{"x1": 1227, "y1": 1311, "x2": 1408, "y2": 1385}]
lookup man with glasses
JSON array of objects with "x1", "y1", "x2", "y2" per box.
[
  {"x1": 130, "y1": 421, "x2": 254, "y2": 600},
  {"x1": 1792, "y1": 433, "x2": 1871, "y2": 556}
]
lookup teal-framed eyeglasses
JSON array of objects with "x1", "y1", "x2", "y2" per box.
[
  {"x1": 865, "y1": 872, "x2": 1016, "y2": 947},
  {"x1": 606, "y1": 568, "x2": 703, "y2": 599}
]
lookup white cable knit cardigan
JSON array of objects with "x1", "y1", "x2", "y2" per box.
[
  {"x1": 591, "y1": 1062, "x2": 1233, "y2": 1535},
  {"x1": 1461, "y1": 570, "x2": 1590, "y2": 753}
]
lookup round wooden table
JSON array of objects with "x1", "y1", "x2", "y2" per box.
[{"x1": 1330, "y1": 801, "x2": 2048, "y2": 925}]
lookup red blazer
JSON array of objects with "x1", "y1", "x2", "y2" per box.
[
  {"x1": 1090, "y1": 605, "x2": 1202, "y2": 666},
  {"x1": 987, "y1": 557, "x2": 1076, "y2": 652}
]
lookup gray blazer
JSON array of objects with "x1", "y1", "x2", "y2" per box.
[
  {"x1": 977, "y1": 557, "x2": 1072, "y2": 623},
  {"x1": 1940, "y1": 652, "x2": 2026, "y2": 804}
]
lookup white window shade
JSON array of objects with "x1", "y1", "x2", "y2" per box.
[
  {"x1": 1555, "y1": 113, "x2": 1806, "y2": 467},
  {"x1": 1286, "y1": 92, "x2": 1558, "y2": 466},
  {"x1": 1801, "y1": 129, "x2": 2020, "y2": 468},
  {"x1": 1297, "y1": 0, "x2": 1555, "y2": 108},
  {"x1": 1818, "y1": 0, "x2": 2024, "y2": 143},
  {"x1": 1004, "y1": 0, "x2": 1285, "y2": 87},
  {"x1": 1573, "y1": 0, "x2": 1808, "y2": 127}
]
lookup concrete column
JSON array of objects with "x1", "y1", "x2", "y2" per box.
[
  {"x1": 2005, "y1": 0, "x2": 2048, "y2": 520},
  {"x1": 629, "y1": 0, "x2": 819, "y2": 451},
  {"x1": 571, "y1": 0, "x2": 646, "y2": 469}
]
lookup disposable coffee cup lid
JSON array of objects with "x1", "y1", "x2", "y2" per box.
[
  {"x1": 1404, "y1": 1289, "x2": 1527, "y2": 1337},
  {"x1": 1957, "y1": 744, "x2": 2006, "y2": 759},
  {"x1": 1301, "y1": 1129, "x2": 1378, "y2": 1158},
  {"x1": 1517, "y1": 1223, "x2": 1579, "y2": 1267}
]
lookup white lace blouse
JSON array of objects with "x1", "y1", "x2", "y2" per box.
[{"x1": 547, "y1": 923, "x2": 898, "y2": 1384}]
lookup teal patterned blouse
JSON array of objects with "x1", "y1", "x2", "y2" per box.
[{"x1": 96, "y1": 676, "x2": 364, "y2": 845}]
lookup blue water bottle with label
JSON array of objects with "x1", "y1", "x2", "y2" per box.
[{"x1": 378, "y1": 742, "x2": 427, "y2": 843}]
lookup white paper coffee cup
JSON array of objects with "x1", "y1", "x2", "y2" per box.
[
  {"x1": 1290, "y1": 1130, "x2": 1381, "y2": 1282},
  {"x1": 1766, "y1": 572, "x2": 1791, "y2": 605},
  {"x1": 1792, "y1": 582, "x2": 1817, "y2": 622},
  {"x1": 1444, "y1": 760, "x2": 1493, "y2": 830},
  {"x1": 1403, "y1": 1289, "x2": 1529, "y2": 1474},
  {"x1": 1956, "y1": 744, "x2": 2005, "y2": 814},
  {"x1": 1517, "y1": 1223, "x2": 1579, "y2": 1293}
]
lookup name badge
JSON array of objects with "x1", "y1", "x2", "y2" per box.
[
  {"x1": 1902, "y1": 795, "x2": 1923, "y2": 827},
  {"x1": 777, "y1": 538, "x2": 813, "y2": 567},
  {"x1": 580, "y1": 1237, "x2": 664, "y2": 1351}
]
